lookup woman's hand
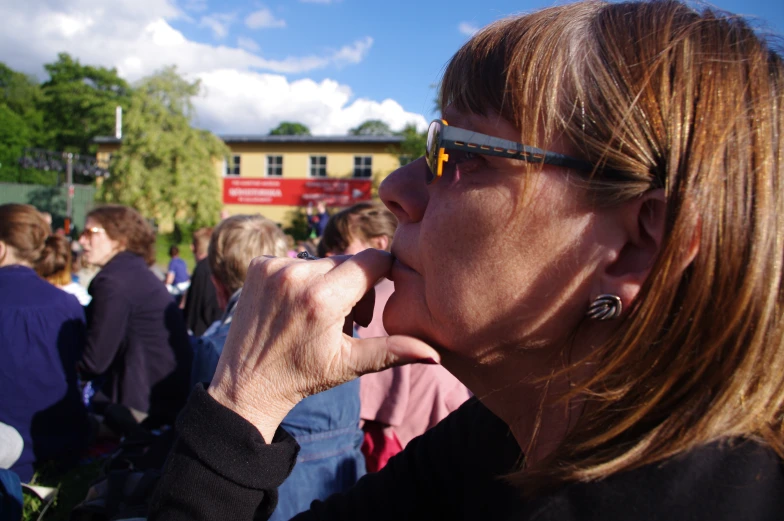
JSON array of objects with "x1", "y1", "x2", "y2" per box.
[{"x1": 207, "y1": 249, "x2": 440, "y2": 441}]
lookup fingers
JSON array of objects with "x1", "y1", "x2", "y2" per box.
[
  {"x1": 323, "y1": 249, "x2": 393, "y2": 303},
  {"x1": 346, "y1": 334, "x2": 441, "y2": 376}
]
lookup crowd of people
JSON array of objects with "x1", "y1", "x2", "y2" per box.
[
  {"x1": 0, "y1": 197, "x2": 469, "y2": 519},
  {"x1": 1, "y1": 1, "x2": 783, "y2": 519}
]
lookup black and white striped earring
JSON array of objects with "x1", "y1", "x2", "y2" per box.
[{"x1": 586, "y1": 294, "x2": 622, "y2": 321}]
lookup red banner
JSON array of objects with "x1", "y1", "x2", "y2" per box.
[{"x1": 223, "y1": 177, "x2": 373, "y2": 206}]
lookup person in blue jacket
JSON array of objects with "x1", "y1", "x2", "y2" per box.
[{"x1": 0, "y1": 204, "x2": 91, "y2": 483}]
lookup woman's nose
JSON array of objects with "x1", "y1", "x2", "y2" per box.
[{"x1": 379, "y1": 157, "x2": 429, "y2": 224}]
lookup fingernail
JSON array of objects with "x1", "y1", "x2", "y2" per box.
[{"x1": 418, "y1": 357, "x2": 439, "y2": 365}]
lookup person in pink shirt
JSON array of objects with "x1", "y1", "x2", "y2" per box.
[{"x1": 319, "y1": 202, "x2": 471, "y2": 471}]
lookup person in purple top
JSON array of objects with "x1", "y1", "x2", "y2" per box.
[
  {"x1": 166, "y1": 245, "x2": 190, "y2": 287},
  {"x1": 0, "y1": 204, "x2": 90, "y2": 483}
]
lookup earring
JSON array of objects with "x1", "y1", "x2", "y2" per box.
[{"x1": 587, "y1": 294, "x2": 622, "y2": 321}]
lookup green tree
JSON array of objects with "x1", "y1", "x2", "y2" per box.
[
  {"x1": 41, "y1": 53, "x2": 131, "y2": 155},
  {"x1": 99, "y1": 66, "x2": 227, "y2": 231},
  {"x1": 0, "y1": 63, "x2": 55, "y2": 184},
  {"x1": 269, "y1": 121, "x2": 311, "y2": 136},
  {"x1": 0, "y1": 63, "x2": 45, "y2": 140},
  {"x1": 395, "y1": 123, "x2": 426, "y2": 165},
  {"x1": 349, "y1": 119, "x2": 393, "y2": 136}
]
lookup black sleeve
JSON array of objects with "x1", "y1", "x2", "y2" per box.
[
  {"x1": 291, "y1": 397, "x2": 522, "y2": 521},
  {"x1": 149, "y1": 391, "x2": 520, "y2": 521},
  {"x1": 78, "y1": 275, "x2": 131, "y2": 378},
  {"x1": 148, "y1": 385, "x2": 300, "y2": 521}
]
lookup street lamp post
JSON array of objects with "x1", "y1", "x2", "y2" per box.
[{"x1": 65, "y1": 152, "x2": 73, "y2": 234}]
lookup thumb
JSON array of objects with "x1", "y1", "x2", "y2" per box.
[{"x1": 347, "y1": 335, "x2": 441, "y2": 375}]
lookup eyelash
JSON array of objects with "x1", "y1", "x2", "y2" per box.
[{"x1": 452, "y1": 151, "x2": 482, "y2": 174}]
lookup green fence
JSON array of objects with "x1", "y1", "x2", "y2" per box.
[{"x1": 0, "y1": 182, "x2": 97, "y2": 234}]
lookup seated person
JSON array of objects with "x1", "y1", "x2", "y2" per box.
[
  {"x1": 0, "y1": 204, "x2": 90, "y2": 483},
  {"x1": 36, "y1": 234, "x2": 91, "y2": 306},
  {"x1": 182, "y1": 228, "x2": 221, "y2": 336},
  {"x1": 78, "y1": 205, "x2": 192, "y2": 427},
  {"x1": 191, "y1": 214, "x2": 365, "y2": 521},
  {"x1": 320, "y1": 202, "x2": 471, "y2": 471}
]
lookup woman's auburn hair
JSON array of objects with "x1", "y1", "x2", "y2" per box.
[
  {"x1": 0, "y1": 203, "x2": 50, "y2": 265},
  {"x1": 87, "y1": 205, "x2": 156, "y2": 266},
  {"x1": 441, "y1": 0, "x2": 784, "y2": 490},
  {"x1": 319, "y1": 202, "x2": 398, "y2": 255}
]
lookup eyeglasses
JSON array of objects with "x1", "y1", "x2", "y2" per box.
[
  {"x1": 80, "y1": 226, "x2": 105, "y2": 239},
  {"x1": 425, "y1": 119, "x2": 598, "y2": 185}
]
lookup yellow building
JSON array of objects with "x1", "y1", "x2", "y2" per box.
[{"x1": 94, "y1": 134, "x2": 404, "y2": 225}]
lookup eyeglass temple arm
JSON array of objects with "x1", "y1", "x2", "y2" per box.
[{"x1": 440, "y1": 126, "x2": 595, "y2": 172}]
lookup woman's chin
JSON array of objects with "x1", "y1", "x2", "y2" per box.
[{"x1": 382, "y1": 291, "x2": 421, "y2": 337}]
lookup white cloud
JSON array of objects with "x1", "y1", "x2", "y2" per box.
[
  {"x1": 237, "y1": 36, "x2": 260, "y2": 52},
  {"x1": 180, "y1": 0, "x2": 208, "y2": 12},
  {"x1": 0, "y1": 1, "x2": 372, "y2": 78},
  {"x1": 245, "y1": 8, "x2": 286, "y2": 29},
  {"x1": 0, "y1": 0, "x2": 424, "y2": 137},
  {"x1": 194, "y1": 69, "x2": 427, "y2": 135},
  {"x1": 333, "y1": 37, "x2": 373, "y2": 66},
  {"x1": 199, "y1": 12, "x2": 235, "y2": 39},
  {"x1": 458, "y1": 22, "x2": 479, "y2": 37}
]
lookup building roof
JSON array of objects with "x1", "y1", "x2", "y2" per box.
[{"x1": 93, "y1": 134, "x2": 404, "y2": 145}]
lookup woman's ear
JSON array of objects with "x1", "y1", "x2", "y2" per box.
[
  {"x1": 368, "y1": 235, "x2": 390, "y2": 252},
  {"x1": 211, "y1": 274, "x2": 230, "y2": 311},
  {"x1": 597, "y1": 189, "x2": 697, "y2": 309}
]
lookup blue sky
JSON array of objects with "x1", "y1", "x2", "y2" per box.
[
  {"x1": 0, "y1": 0, "x2": 782, "y2": 135},
  {"x1": 173, "y1": 0, "x2": 784, "y2": 121}
]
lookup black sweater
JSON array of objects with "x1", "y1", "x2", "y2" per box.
[
  {"x1": 150, "y1": 385, "x2": 784, "y2": 521},
  {"x1": 80, "y1": 251, "x2": 192, "y2": 423},
  {"x1": 183, "y1": 258, "x2": 222, "y2": 337}
]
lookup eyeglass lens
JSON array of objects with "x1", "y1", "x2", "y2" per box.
[{"x1": 425, "y1": 120, "x2": 440, "y2": 184}]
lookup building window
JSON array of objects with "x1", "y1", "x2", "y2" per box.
[
  {"x1": 353, "y1": 156, "x2": 372, "y2": 178},
  {"x1": 267, "y1": 155, "x2": 283, "y2": 177},
  {"x1": 225, "y1": 155, "x2": 241, "y2": 176},
  {"x1": 309, "y1": 156, "x2": 327, "y2": 177}
]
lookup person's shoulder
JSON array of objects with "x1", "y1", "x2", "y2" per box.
[
  {"x1": 193, "y1": 257, "x2": 210, "y2": 274},
  {"x1": 529, "y1": 439, "x2": 784, "y2": 521},
  {"x1": 408, "y1": 396, "x2": 517, "y2": 462},
  {"x1": 90, "y1": 253, "x2": 161, "y2": 296},
  {"x1": 1, "y1": 278, "x2": 84, "y2": 324}
]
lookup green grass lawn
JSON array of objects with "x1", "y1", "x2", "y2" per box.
[
  {"x1": 155, "y1": 234, "x2": 195, "y2": 273},
  {"x1": 22, "y1": 460, "x2": 105, "y2": 521}
]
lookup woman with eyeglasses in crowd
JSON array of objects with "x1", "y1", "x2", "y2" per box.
[
  {"x1": 150, "y1": 2, "x2": 784, "y2": 520},
  {"x1": 77, "y1": 205, "x2": 192, "y2": 429},
  {"x1": 0, "y1": 204, "x2": 90, "y2": 483}
]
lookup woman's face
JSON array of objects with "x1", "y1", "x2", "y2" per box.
[
  {"x1": 78, "y1": 217, "x2": 122, "y2": 267},
  {"x1": 379, "y1": 111, "x2": 607, "y2": 362}
]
